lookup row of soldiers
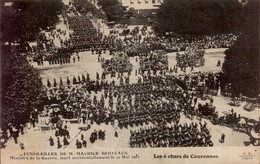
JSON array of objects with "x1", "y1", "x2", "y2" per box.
[{"x1": 129, "y1": 122, "x2": 213, "y2": 147}]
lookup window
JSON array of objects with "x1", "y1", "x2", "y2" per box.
[
  {"x1": 138, "y1": 0, "x2": 141, "y2": 4},
  {"x1": 130, "y1": 0, "x2": 134, "y2": 4},
  {"x1": 152, "y1": 0, "x2": 155, "y2": 4},
  {"x1": 145, "y1": 0, "x2": 148, "y2": 3}
]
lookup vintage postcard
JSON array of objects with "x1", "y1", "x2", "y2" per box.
[{"x1": 1, "y1": 0, "x2": 259, "y2": 163}]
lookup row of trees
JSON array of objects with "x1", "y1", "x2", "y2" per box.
[
  {"x1": 154, "y1": 0, "x2": 243, "y2": 35},
  {"x1": 1, "y1": 0, "x2": 63, "y2": 130}
]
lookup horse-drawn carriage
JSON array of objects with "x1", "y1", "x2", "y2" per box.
[
  {"x1": 197, "y1": 103, "x2": 218, "y2": 123},
  {"x1": 232, "y1": 117, "x2": 257, "y2": 134},
  {"x1": 218, "y1": 112, "x2": 241, "y2": 128}
]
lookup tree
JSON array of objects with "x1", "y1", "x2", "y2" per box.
[
  {"x1": 1, "y1": 0, "x2": 62, "y2": 131},
  {"x1": 1, "y1": 0, "x2": 63, "y2": 45},
  {"x1": 222, "y1": 0, "x2": 259, "y2": 97},
  {"x1": 97, "y1": 0, "x2": 126, "y2": 22},
  {"x1": 103, "y1": 5, "x2": 126, "y2": 22},
  {"x1": 154, "y1": 0, "x2": 243, "y2": 35},
  {"x1": 1, "y1": 46, "x2": 46, "y2": 129},
  {"x1": 73, "y1": 0, "x2": 107, "y2": 20}
]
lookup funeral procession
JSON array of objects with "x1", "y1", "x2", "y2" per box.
[{"x1": 1, "y1": 0, "x2": 259, "y2": 150}]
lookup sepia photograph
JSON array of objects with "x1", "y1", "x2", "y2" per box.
[{"x1": 0, "y1": 0, "x2": 259, "y2": 163}]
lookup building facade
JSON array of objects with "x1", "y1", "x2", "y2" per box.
[{"x1": 120, "y1": 0, "x2": 164, "y2": 10}]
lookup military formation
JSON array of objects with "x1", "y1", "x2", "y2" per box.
[{"x1": 2, "y1": 0, "x2": 259, "y2": 150}]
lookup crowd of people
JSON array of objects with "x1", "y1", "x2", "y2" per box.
[
  {"x1": 39, "y1": 67, "x2": 224, "y2": 148},
  {"x1": 129, "y1": 122, "x2": 213, "y2": 147},
  {"x1": 26, "y1": 2, "x2": 238, "y2": 70},
  {"x1": 68, "y1": 15, "x2": 103, "y2": 51},
  {"x1": 2, "y1": 1, "x2": 258, "y2": 150},
  {"x1": 27, "y1": 27, "x2": 72, "y2": 66},
  {"x1": 142, "y1": 33, "x2": 238, "y2": 52},
  {"x1": 101, "y1": 52, "x2": 133, "y2": 74},
  {"x1": 139, "y1": 50, "x2": 168, "y2": 72}
]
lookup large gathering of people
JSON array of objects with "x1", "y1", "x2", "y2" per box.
[
  {"x1": 38, "y1": 67, "x2": 226, "y2": 148},
  {"x1": 139, "y1": 50, "x2": 167, "y2": 70},
  {"x1": 129, "y1": 122, "x2": 213, "y2": 147},
  {"x1": 101, "y1": 52, "x2": 133, "y2": 74},
  {"x1": 1, "y1": 0, "x2": 259, "y2": 150},
  {"x1": 26, "y1": 3, "x2": 238, "y2": 70}
]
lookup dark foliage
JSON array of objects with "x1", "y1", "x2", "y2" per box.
[
  {"x1": 73, "y1": 0, "x2": 107, "y2": 20},
  {"x1": 1, "y1": 0, "x2": 63, "y2": 45},
  {"x1": 222, "y1": 0, "x2": 260, "y2": 97},
  {"x1": 1, "y1": 0, "x2": 62, "y2": 129},
  {"x1": 154, "y1": 0, "x2": 243, "y2": 35},
  {"x1": 1, "y1": 46, "x2": 46, "y2": 129},
  {"x1": 97, "y1": 0, "x2": 126, "y2": 22}
]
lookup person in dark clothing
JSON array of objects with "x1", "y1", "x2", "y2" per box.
[
  {"x1": 63, "y1": 136, "x2": 69, "y2": 146},
  {"x1": 220, "y1": 133, "x2": 225, "y2": 143},
  {"x1": 57, "y1": 137, "x2": 62, "y2": 149},
  {"x1": 55, "y1": 129, "x2": 60, "y2": 137},
  {"x1": 20, "y1": 124, "x2": 24, "y2": 135},
  {"x1": 82, "y1": 115, "x2": 86, "y2": 124},
  {"x1": 82, "y1": 139, "x2": 87, "y2": 147},
  {"x1": 217, "y1": 60, "x2": 221, "y2": 67},
  {"x1": 49, "y1": 136, "x2": 54, "y2": 146},
  {"x1": 194, "y1": 97, "x2": 198, "y2": 105},
  {"x1": 65, "y1": 129, "x2": 70, "y2": 139},
  {"x1": 20, "y1": 143, "x2": 25, "y2": 150},
  {"x1": 114, "y1": 130, "x2": 118, "y2": 138},
  {"x1": 76, "y1": 139, "x2": 82, "y2": 149},
  {"x1": 12, "y1": 129, "x2": 18, "y2": 144},
  {"x1": 98, "y1": 130, "x2": 102, "y2": 140}
]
